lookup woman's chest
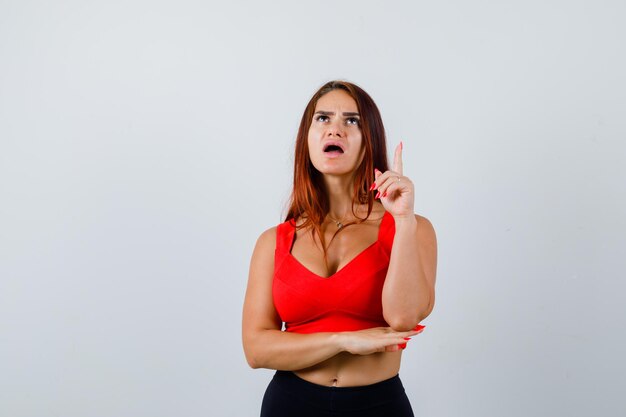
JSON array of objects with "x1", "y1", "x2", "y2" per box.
[{"x1": 290, "y1": 224, "x2": 380, "y2": 278}]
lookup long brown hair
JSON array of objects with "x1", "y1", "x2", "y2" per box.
[{"x1": 284, "y1": 80, "x2": 389, "y2": 260}]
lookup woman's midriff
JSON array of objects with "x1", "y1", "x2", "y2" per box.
[{"x1": 293, "y1": 350, "x2": 402, "y2": 387}]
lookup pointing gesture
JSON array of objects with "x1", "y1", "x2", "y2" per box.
[
  {"x1": 393, "y1": 139, "x2": 404, "y2": 176},
  {"x1": 371, "y1": 141, "x2": 415, "y2": 220}
]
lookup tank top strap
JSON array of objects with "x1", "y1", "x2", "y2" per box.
[
  {"x1": 377, "y1": 211, "x2": 396, "y2": 256},
  {"x1": 274, "y1": 218, "x2": 296, "y2": 267}
]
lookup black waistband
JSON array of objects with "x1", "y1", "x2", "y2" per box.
[{"x1": 271, "y1": 370, "x2": 407, "y2": 411}]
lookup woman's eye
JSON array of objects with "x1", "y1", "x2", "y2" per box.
[
  {"x1": 346, "y1": 117, "x2": 360, "y2": 126},
  {"x1": 315, "y1": 115, "x2": 329, "y2": 122}
]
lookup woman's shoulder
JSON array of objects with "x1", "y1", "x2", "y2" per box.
[
  {"x1": 412, "y1": 213, "x2": 437, "y2": 247},
  {"x1": 414, "y1": 213, "x2": 433, "y2": 226},
  {"x1": 254, "y1": 217, "x2": 295, "y2": 249},
  {"x1": 256, "y1": 225, "x2": 278, "y2": 247}
]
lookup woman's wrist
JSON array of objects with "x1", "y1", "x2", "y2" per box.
[
  {"x1": 330, "y1": 332, "x2": 347, "y2": 352},
  {"x1": 393, "y1": 214, "x2": 418, "y2": 229}
]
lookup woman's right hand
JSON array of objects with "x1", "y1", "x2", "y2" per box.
[{"x1": 338, "y1": 325, "x2": 425, "y2": 355}]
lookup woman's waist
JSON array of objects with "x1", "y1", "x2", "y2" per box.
[{"x1": 292, "y1": 351, "x2": 402, "y2": 387}]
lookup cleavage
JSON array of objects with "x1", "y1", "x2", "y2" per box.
[{"x1": 290, "y1": 222, "x2": 380, "y2": 278}]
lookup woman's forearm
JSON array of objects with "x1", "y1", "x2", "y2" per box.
[
  {"x1": 382, "y1": 215, "x2": 435, "y2": 330},
  {"x1": 243, "y1": 326, "x2": 416, "y2": 370},
  {"x1": 244, "y1": 329, "x2": 344, "y2": 371}
]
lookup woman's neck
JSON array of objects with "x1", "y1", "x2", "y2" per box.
[
  {"x1": 322, "y1": 173, "x2": 382, "y2": 221},
  {"x1": 323, "y1": 174, "x2": 357, "y2": 219}
]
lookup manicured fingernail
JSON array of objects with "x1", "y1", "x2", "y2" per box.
[
  {"x1": 369, "y1": 182, "x2": 376, "y2": 191},
  {"x1": 398, "y1": 343, "x2": 407, "y2": 349},
  {"x1": 375, "y1": 191, "x2": 381, "y2": 199},
  {"x1": 403, "y1": 337, "x2": 411, "y2": 341},
  {"x1": 413, "y1": 325, "x2": 425, "y2": 331},
  {"x1": 382, "y1": 191, "x2": 387, "y2": 198}
]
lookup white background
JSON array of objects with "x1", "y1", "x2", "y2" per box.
[{"x1": 1, "y1": 1, "x2": 625, "y2": 416}]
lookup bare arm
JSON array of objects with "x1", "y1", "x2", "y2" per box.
[
  {"x1": 373, "y1": 142, "x2": 438, "y2": 331},
  {"x1": 381, "y1": 214, "x2": 438, "y2": 330},
  {"x1": 242, "y1": 227, "x2": 420, "y2": 370}
]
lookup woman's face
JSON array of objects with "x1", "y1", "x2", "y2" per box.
[{"x1": 307, "y1": 89, "x2": 365, "y2": 176}]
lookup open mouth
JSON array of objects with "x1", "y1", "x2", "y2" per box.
[{"x1": 323, "y1": 143, "x2": 345, "y2": 153}]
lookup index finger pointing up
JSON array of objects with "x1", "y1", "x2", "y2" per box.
[{"x1": 393, "y1": 141, "x2": 403, "y2": 175}]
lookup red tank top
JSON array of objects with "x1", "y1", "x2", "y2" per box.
[{"x1": 273, "y1": 211, "x2": 395, "y2": 334}]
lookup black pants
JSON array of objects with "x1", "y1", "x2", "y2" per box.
[{"x1": 260, "y1": 370, "x2": 415, "y2": 417}]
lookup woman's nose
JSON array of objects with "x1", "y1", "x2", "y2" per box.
[{"x1": 326, "y1": 122, "x2": 344, "y2": 137}]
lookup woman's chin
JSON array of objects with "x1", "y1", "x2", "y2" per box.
[
  {"x1": 313, "y1": 161, "x2": 359, "y2": 175},
  {"x1": 316, "y1": 167, "x2": 356, "y2": 177}
]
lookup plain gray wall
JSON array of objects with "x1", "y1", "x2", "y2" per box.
[{"x1": 1, "y1": 1, "x2": 625, "y2": 416}]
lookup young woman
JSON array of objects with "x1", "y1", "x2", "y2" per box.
[{"x1": 242, "y1": 80, "x2": 438, "y2": 417}]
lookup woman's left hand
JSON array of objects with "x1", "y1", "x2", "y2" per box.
[{"x1": 373, "y1": 141, "x2": 415, "y2": 220}]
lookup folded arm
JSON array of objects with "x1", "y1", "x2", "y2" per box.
[{"x1": 242, "y1": 227, "x2": 419, "y2": 370}]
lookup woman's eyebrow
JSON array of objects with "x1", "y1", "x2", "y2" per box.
[{"x1": 314, "y1": 111, "x2": 360, "y2": 117}]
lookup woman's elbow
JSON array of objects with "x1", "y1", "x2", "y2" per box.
[
  {"x1": 243, "y1": 334, "x2": 264, "y2": 369},
  {"x1": 386, "y1": 315, "x2": 421, "y2": 332},
  {"x1": 245, "y1": 354, "x2": 262, "y2": 369},
  {"x1": 385, "y1": 302, "x2": 435, "y2": 331}
]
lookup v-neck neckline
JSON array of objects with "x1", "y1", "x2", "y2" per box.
[{"x1": 287, "y1": 211, "x2": 390, "y2": 280}]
